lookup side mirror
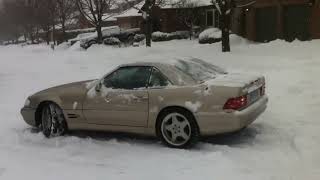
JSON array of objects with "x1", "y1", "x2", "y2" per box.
[{"x1": 95, "y1": 82, "x2": 102, "y2": 92}]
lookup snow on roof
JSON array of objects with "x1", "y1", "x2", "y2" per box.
[
  {"x1": 114, "y1": 1, "x2": 144, "y2": 18},
  {"x1": 102, "y1": 14, "x2": 117, "y2": 21},
  {"x1": 162, "y1": 0, "x2": 213, "y2": 9}
]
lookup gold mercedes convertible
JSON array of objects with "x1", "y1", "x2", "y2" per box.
[{"x1": 21, "y1": 58, "x2": 268, "y2": 148}]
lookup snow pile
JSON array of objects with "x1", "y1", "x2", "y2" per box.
[
  {"x1": 199, "y1": 28, "x2": 222, "y2": 44},
  {"x1": 68, "y1": 41, "x2": 83, "y2": 51},
  {"x1": 55, "y1": 42, "x2": 70, "y2": 51}
]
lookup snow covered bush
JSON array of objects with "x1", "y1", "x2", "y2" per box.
[
  {"x1": 152, "y1": 32, "x2": 171, "y2": 42},
  {"x1": 170, "y1": 31, "x2": 190, "y2": 40},
  {"x1": 152, "y1": 31, "x2": 190, "y2": 42},
  {"x1": 133, "y1": 34, "x2": 146, "y2": 42},
  {"x1": 199, "y1": 28, "x2": 222, "y2": 44},
  {"x1": 103, "y1": 37, "x2": 121, "y2": 46}
]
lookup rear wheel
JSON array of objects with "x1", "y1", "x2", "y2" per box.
[
  {"x1": 157, "y1": 108, "x2": 199, "y2": 148},
  {"x1": 41, "y1": 103, "x2": 67, "y2": 138}
]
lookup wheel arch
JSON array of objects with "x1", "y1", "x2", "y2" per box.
[
  {"x1": 34, "y1": 100, "x2": 61, "y2": 127},
  {"x1": 155, "y1": 106, "x2": 200, "y2": 136}
]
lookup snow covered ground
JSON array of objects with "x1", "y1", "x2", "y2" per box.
[{"x1": 0, "y1": 37, "x2": 320, "y2": 179}]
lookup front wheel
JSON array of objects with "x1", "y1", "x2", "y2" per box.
[
  {"x1": 41, "y1": 103, "x2": 68, "y2": 138},
  {"x1": 157, "y1": 108, "x2": 199, "y2": 148}
]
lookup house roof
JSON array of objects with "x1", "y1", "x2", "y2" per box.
[
  {"x1": 161, "y1": 0, "x2": 213, "y2": 9},
  {"x1": 113, "y1": 1, "x2": 144, "y2": 18}
]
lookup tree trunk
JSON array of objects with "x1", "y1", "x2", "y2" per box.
[
  {"x1": 46, "y1": 30, "x2": 50, "y2": 45},
  {"x1": 36, "y1": 27, "x2": 40, "y2": 43},
  {"x1": 145, "y1": 0, "x2": 152, "y2": 47},
  {"x1": 52, "y1": 23, "x2": 56, "y2": 45},
  {"x1": 220, "y1": 3, "x2": 231, "y2": 52},
  {"x1": 24, "y1": 33, "x2": 27, "y2": 42},
  {"x1": 62, "y1": 19, "x2": 67, "y2": 42},
  {"x1": 189, "y1": 24, "x2": 193, "y2": 40},
  {"x1": 96, "y1": 25, "x2": 103, "y2": 44},
  {"x1": 146, "y1": 18, "x2": 152, "y2": 47}
]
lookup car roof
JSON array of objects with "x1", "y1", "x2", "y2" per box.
[{"x1": 118, "y1": 62, "x2": 171, "y2": 69}]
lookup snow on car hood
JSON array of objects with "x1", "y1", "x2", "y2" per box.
[{"x1": 33, "y1": 80, "x2": 96, "y2": 97}]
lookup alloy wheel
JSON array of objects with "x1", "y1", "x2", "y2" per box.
[{"x1": 161, "y1": 113, "x2": 192, "y2": 146}]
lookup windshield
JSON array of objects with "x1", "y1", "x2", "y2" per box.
[{"x1": 174, "y1": 58, "x2": 227, "y2": 82}]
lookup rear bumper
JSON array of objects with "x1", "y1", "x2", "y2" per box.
[
  {"x1": 20, "y1": 107, "x2": 37, "y2": 127},
  {"x1": 197, "y1": 95, "x2": 268, "y2": 136}
]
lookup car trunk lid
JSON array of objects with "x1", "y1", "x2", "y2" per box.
[{"x1": 205, "y1": 72, "x2": 266, "y2": 108}]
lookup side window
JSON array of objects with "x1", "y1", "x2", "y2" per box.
[
  {"x1": 149, "y1": 68, "x2": 171, "y2": 87},
  {"x1": 104, "y1": 66, "x2": 152, "y2": 89}
]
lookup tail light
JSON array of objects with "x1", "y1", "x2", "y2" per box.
[{"x1": 223, "y1": 95, "x2": 247, "y2": 110}]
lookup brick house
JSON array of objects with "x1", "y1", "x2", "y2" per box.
[
  {"x1": 111, "y1": 0, "x2": 219, "y2": 33},
  {"x1": 155, "y1": 3, "x2": 219, "y2": 33},
  {"x1": 231, "y1": 0, "x2": 320, "y2": 42}
]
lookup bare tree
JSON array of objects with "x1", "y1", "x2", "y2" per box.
[
  {"x1": 212, "y1": 0, "x2": 255, "y2": 52},
  {"x1": 212, "y1": 0, "x2": 232, "y2": 52},
  {"x1": 76, "y1": 0, "x2": 116, "y2": 44},
  {"x1": 57, "y1": 0, "x2": 77, "y2": 42},
  {"x1": 174, "y1": 0, "x2": 201, "y2": 40},
  {"x1": 36, "y1": 0, "x2": 58, "y2": 44}
]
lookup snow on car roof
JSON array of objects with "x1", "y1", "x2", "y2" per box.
[{"x1": 119, "y1": 58, "x2": 227, "y2": 85}]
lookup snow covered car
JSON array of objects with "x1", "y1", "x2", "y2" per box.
[
  {"x1": 21, "y1": 58, "x2": 268, "y2": 148},
  {"x1": 199, "y1": 28, "x2": 222, "y2": 44},
  {"x1": 79, "y1": 27, "x2": 140, "y2": 49}
]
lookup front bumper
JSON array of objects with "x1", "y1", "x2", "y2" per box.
[
  {"x1": 20, "y1": 107, "x2": 37, "y2": 127},
  {"x1": 197, "y1": 95, "x2": 268, "y2": 136}
]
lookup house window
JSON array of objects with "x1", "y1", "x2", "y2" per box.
[{"x1": 206, "y1": 10, "x2": 215, "y2": 27}]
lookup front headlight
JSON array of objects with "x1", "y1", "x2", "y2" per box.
[{"x1": 24, "y1": 98, "x2": 31, "y2": 107}]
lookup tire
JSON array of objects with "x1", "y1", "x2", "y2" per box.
[
  {"x1": 156, "y1": 108, "x2": 200, "y2": 148},
  {"x1": 41, "y1": 103, "x2": 68, "y2": 138}
]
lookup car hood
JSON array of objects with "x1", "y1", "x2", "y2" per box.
[
  {"x1": 30, "y1": 80, "x2": 98, "y2": 109},
  {"x1": 35, "y1": 80, "x2": 96, "y2": 96}
]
